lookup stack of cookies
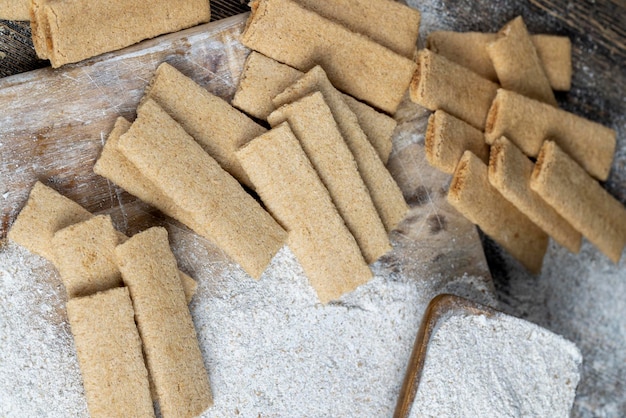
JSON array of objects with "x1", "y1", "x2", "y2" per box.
[
  {"x1": 411, "y1": 16, "x2": 624, "y2": 271},
  {"x1": 8, "y1": 183, "x2": 211, "y2": 417},
  {"x1": 94, "y1": 0, "x2": 423, "y2": 303}
]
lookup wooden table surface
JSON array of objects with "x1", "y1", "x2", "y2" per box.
[{"x1": 1, "y1": 1, "x2": 625, "y2": 417}]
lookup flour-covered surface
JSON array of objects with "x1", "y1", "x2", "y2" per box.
[
  {"x1": 410, "y1": 312, "x2": 581, "y2": 417},
  {"x1": 0, "y1": 243, "x2": 88, "y2": 416},
  {"x1": 486, "y1": 240, "x2": 626, "y2": 417},
  {"x1": 407, "y1": 0, "x2": 626, "y2": 416},
  {"x1": 0, "y1": 13, "x2": 495, "y2": 417}
]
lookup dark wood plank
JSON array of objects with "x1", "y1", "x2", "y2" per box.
[{"x1": 0, "y1": 20, "x2": 47, "y2": 77}]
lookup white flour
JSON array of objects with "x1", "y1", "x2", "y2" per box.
[
  {"x1": 0, "y1": 243, "x2": 88, "y2": 417},
  {"x1": 410, "y1": 313, "x2": 582, "y2": 418}
]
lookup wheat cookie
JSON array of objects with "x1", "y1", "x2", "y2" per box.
[
  {"x1": 425, "y1": 110, "x2": 490, "y2": 174},
  {"x1": 273, "y1": 66, "x2": 407, "y2": 232},
  {"x1": 410, "y1": 49, "x2": 499, "y2": 130},
  {"x1": 51, "y1": 215, "x2": 122, "y2": 298},
  {"x1": 0, "y1": 0, "x2": 29, "y2": 20},
  {"x1": 115, "y1": 227, "x2": 212, "y2": 417},
  {"x1": 232, "y1": 52, "x2": 396, "y2": 162},
  {"x1": 268, "y1": 92, "x2": 391, "y2": 262},
  {"x1": 485, "y1": 88, "x2": 616, "y2": 181},
  {"x1": 66, "y1": 287, "x2": 154, "y2": 418},
  {"x1": 93, "y1": 117, "x2": 189, "y2": 223},
  {"x1": 237, "y1": 123, "x2": 372, "y2": 303},
  {"x1": 31, "y1": 0, "x2": 210, "y2": 67},
  {"x1": 488, "y1": 137, "x2": 582, "y2": 253},
  {"x1": 116, "y1": 99, "x2": 286, "y2": 278},
  {"x1": 8, "y1": 181, "x2": 92, "y2": 261},
  {"x1": 530, "y1": 141, "x2": 626, "y2": 263},
  {"x1": 448, "y1": 151, "x2": 549, "y2": 274},
  {"x1": 486, "y1": 17, "x2": 557, "y2": 105},
  {"x1": 144, "y1": 63, "x2": 266, "y2": 188},
  {"x1": 9, "y1": 181, "x2": 197, "y2": 302},
  {"x1": 427, "y1": 31, "x2": 571, "y2": 90},
  {"x1": 240, "y1": 0, "x2": 416, "y2": 113},
  {"x1": 293, "y1": 0, "x2": 420, "y2": 58}
]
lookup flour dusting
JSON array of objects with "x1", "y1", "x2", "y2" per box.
[{"x1": 0, "y1": 242, "x2": 88, "y2": 417}]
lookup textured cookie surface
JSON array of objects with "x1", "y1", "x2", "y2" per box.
[
  {"x1": 67, "y1": 287, "x2": 154, "y2": 418},
  {"x1": 115, "y1": 227, "x2": 213, "y2": 417}
]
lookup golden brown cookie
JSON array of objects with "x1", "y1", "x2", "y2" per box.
[
  {"x1": 33, "y1": 0, "x2": 210, "y2": 67},
  {"x1": 241, "y1": 0, "x2": 416, "y2": 114},
  {"x1": 67, "y1": 287, "x2": 154, "y2": 418},
  {"x1": 232, "y1": 52, "x2": 396, "y2": 162},
  {"x1": 269, "y1": 92, "x2": 391, "y2": 262},
  {"x1": 237, "y1": 123, "x2": 372, "y2": 303},
  {"x1": 115, "y1": 227, "x2": 212, "y2": 417},
  {"x1": 426, "y1": 31, "x2": 571, "y2": 91},
  {"x1": 425, "y1": 110, "x2": 490, "y2": 174},
  {"x1": 485, "y1": 88, "x2": 616, "y2": 181},
  {"x1": 410, "y1": 49, "x2": 499, "y2": 130},
  {"x1": 530, "y1": 141, "x2": 626, "y2": 263},
  {"x1": 144, "y1": 62, "x2": 266, "y2": 188},
  {"x1": 486, "y1": 17, "x2": 557, "y2": 105},
  {"x1": 273, "y1": 66, "x2": 407, "y2": 232},
  {"x1": 117, "y1": 99, "x2": 286, "y2": 278},
  {"x1": 488, "y1": 137, "x2": 581, "y2": 253},
  {"x1": 448, "y1": 151, "x2": 549, "y2": 274}
]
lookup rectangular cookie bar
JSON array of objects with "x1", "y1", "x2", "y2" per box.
[
  {"x1": 66, "y1": 287, "x2": 154, "y2": 418},
  {"x1": 340, "y1": 94, "x2": 396, "y2": 165},
  {"x1": 116, "y1": 99, "x2": 286, "y2": 279},
  {"x1": 410, "y1": 49, "x2": 499, "y2": 130},
  {"x1": 268, "y1": 91, "x2": 391, "y2": 263},
  {"x1": 273, "y1": 66, "x2": 407, "y2": 232},
  {"x1": 427, "y1": 31, "x2": 572, "y2": 91},
  {"x1": 8, "y1": 181, "x2": 93, "y2": 261},
  {"x1": 486, "y1": 16, "x2": 557, "y2": 105},
  {"x1": 294, "y1": 0, "x2": 420, "y2": 58},
  {"x1": 0, "y1": 0, "x2": 29, "y2": 20},
  {"x1": 51, "y1": 215, "x2": 122, "y2": 298},
  {"x1": 115, "y1": 227, "x2": 212, "y2": 417},
  {"x1": 488, "y1": 137, "x2": 582, "y2": 253},
  {"x1": 530, "y1": 141, "x2": 626, "y2": 263},
  {"x1": 237, "y1": 123, "x2": 372, "y2": 303},
  {"x1": 143, "y1": 62, "x2": 266, "y2": 188},
  {"x1": 485, "y1": 88, "x2": 616, "y2": 181},
  {"x1": 240, "y1": 0, "x2": 416, "y2": 114},
  {"x1": 425, "y1": 110, "x2": 490, "y2": 174},
  {"x1": 448, "y1": 151, "x2": 549, "y2": 274},
  {"x1": 8, "y1": 181, "x2": 197, "y2": 303},
  {"x1": 32, "y1": 0, "x2": 210, "y2": 67},
  {"x1": 94, "y1": 117, "x2": 189, "y2": 223}
]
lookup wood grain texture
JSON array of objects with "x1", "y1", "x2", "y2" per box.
[
  {"x1": 529, "y1": 0, "x2": 626, "y2": 66},
  {"x1": 0, "y1": 20, "x2": 46, "y2": 77}
]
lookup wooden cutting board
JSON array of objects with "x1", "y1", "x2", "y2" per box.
[
  {"x1": 0, "y1": 15, "x2": 251, "y2": 232},
  {"x1": 0, "y1": 12, "x2": 491, "y2": 285}
]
